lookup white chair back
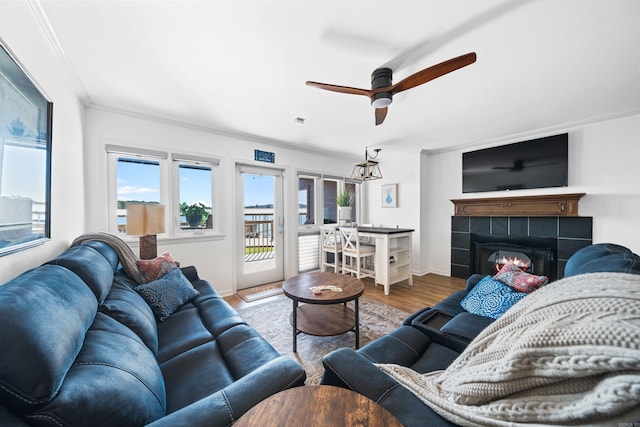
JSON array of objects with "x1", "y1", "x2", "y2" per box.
[
  {"x1": 321, "y1": 226, "x2": 340, "y2": 249},
  {"x1": 339, "y1": 227, "x2": 358, "y2": 253}
]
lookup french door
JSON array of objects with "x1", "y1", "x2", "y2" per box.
[{"x1": 235, "y1": 164, "x2": 284, "y2": 289}]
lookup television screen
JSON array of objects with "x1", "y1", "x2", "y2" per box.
[{"x1": 462, "y1": 133, "x2": 568, "y2": 193}]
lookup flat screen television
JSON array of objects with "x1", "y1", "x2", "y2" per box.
[{"x1": 462, "y1": 133, "x2": 568, "y2": 193}]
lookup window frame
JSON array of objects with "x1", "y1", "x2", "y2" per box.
[
  {"x1": 106, "y1": 145, "x2": 222, "y2": 241},
  {"x1": 297, "y1": 172, "x2": 319, "y2": 228},
  {"x1": 171, "y1": 153, "x2": 220, "y2": 236},
  {"x1": 296, "y1": 170, "x2": 361, "y2": 229}
]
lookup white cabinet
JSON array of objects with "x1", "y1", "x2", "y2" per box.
[{"x1": 358, "y1": 228, "x2": 413, "y2": 295}]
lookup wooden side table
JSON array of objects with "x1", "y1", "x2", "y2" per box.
[
  {"x1": 282, "y1": 272, "x2": 364, "y2": 352},
  {"x1": 234, "y1": 385, "x2": 403, "y2": 427}
]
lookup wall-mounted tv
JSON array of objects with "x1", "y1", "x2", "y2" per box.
[{"x1": 462, "y1": 133, "x2": 568, "y2": 193}]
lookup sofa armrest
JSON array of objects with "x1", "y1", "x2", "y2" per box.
[
  {"x1": 465, "y1": 273, "x2": 485, "y2": 291},
  {"x1": 402, "y1": 305, "x2": 431, "y2": 325},
  {"x1": 146, "y1": 356, "x2": 305, "y2": 427},
  {"x1": 321, "y1": 348, "x2": 457, "y2": 427},
  {"x1": 179, "y1": 266, "x2": 200, "y2": 282}
]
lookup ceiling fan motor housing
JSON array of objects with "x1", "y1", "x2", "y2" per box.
[{"x1": 371, "y1": 68, "x2": 393, "y2": 108}]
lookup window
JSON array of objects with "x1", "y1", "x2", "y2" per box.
[
  {"x1": 345, "y1": 181, "x2": 358, "y2": 223},
  {"x1": 322, "y1": 178, "x2": 338, "y2": 224},
  {"x1": 115, "y1": 157, "x2": 161, "y2": 235},
  {"x1": 0, "y1": 40, "x2": 52, "y2": 256},
  {"x1": 176, "y1": 160, "x2": 214, "y2": 230},
  {"x1": 107, "y1": 146, "x2": 220, "y2": 237},
  {"x1": 298, "y1": 176, "x2": 316, "y2": 225},
  {"x1": 172, "y1": 153, "x2": 218, "y2": 233}
]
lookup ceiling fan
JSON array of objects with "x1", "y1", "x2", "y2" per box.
[{"x1": 306, "y1": 52, "x2": 476, "y2": 126}]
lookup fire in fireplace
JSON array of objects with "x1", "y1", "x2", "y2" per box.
[
  {"x1": 471, "y1": 234, "x2": 558, "y2": 281},
  {"x1": 488, "y1": 250, "x2": 531, "y2": 272}
]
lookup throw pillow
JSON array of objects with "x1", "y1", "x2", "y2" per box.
[
  {"x1": 494, "y1": 263, "x2": 549, "y2": 293},
  {"x1": 135, "y1": 268, "x2": 199, "y2": 322},
  {"x1": 137, "y1": 252, "x2": 177, "y2": 283},
  {"x1": 461, "y1": 275, "x2": 527, "y2": 319}
]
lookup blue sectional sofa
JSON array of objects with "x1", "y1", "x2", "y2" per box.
[
  {"x1": 321, "y1": 243, "x2": 640, "y2": 427},
  {"x1": 0, "y1": 239, "x2": 306, "y2": 426}
]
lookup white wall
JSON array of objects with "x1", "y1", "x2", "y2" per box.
[
  {"x1": 83, "y1": 108, "x2": 355, "y2": 295},
  {"x1": 0, "y1": 2, "x2": 86, "y2": 284},
  {"x1": 424, "y1": 114, "x2": 640, "y2": 275},
  {"x1": 365, "y1": 151, "x2": 429, "y2": 274}
]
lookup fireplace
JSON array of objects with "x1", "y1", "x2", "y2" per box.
[
  {"x1": 471, "y1": 234, "x2": 557, "y2": 281},
  {"x1": 451, "y1": 215, "x2": 593, "y2": 280}
]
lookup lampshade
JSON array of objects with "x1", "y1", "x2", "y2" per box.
[{"x1": 126, "y1": 203, "x2": 165, "y2": 236}]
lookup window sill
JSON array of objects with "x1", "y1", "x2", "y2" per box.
[{"x1": 125, "y1": 232, "x2": 226, "y2": 248}]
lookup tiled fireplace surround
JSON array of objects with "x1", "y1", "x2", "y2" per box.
[{"x1": 451, "y1": 215, "x2": 593, "y2": 280}]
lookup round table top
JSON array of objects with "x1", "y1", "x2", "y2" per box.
[
  {"x1": 282, "y1": 271, "x2": 364, "y2": 304},
  {"x1": 234, "y1": 385, "x2": 403, "y2": 427}
]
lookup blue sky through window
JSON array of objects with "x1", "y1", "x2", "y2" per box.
[
  {"x1": 244, "y1": 173, "x2": 273, "y2": 206},
  {"x1": 117, "y1": 159, "x2": 275, "y2": 208},
  {"x1": 116, "y1": 159, "x2": 160, "y2": 203}
]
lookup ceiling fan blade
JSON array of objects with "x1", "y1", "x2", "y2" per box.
[
  {"x1": 389, "y1": 52, "x2": 477, "y2": 95},
  {"x1": 306, "y1": 81, "x2": 372, "y2": 97},
  {"x1": 375, "y1": 107, "x2": 388, "y2": 126}
]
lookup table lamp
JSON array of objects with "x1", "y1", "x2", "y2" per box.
[{"x1": 126, "y1": 203, "x2": 165, "y2": 259}]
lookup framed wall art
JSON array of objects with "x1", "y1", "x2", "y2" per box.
[
  {"x1": 0, "y1": 38, "x2": 53, "y2": 256},
  {"x1": 381, "y1": 184, "x2": 397, "y2": 208}
]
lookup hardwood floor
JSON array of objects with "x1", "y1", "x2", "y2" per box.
[{"x1": 224, "y1": 273, "x2": 467, "y2": 314}]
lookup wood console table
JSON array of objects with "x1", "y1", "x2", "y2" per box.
[
  {"x1": 451, "y1": 193, "x2": 585, "y2": 216},
  {"x1": 357, "y1": 226, "x2": 414, "y2": 295}
]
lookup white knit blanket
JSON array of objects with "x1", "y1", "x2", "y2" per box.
[{"x1": 377, "y1": 272, "x2": 640, "y2": 426}]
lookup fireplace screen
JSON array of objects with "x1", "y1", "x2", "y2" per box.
[
  {"x1": 471, "y1": 234, "x2": 557, "y2": 281},
  {"x1": 488, "y1": 250, "x2": 532, "y2": 272}
]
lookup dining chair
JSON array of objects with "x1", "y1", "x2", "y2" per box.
[
  {"x1": 339, "y1": 226, "x2": 375, "y2": 280},
  {"x1": 320, "y1": 225, "x2": 342, "y2": 273}
]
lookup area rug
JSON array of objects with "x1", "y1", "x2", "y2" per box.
[{"x1": 237, "y1": 296, "x2": 410, "y2": 385}]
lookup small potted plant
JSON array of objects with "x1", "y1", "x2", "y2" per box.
[
  {"x1": 336, "y1": 190, "x2": 353, "y2": 225},
  {"x1": 180, "y1": 202, "x2": 208, "y2": 228}
]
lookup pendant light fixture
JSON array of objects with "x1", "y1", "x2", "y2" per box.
[{"x1": 351, "y1": 147, "x2": 382, "y2": 181}]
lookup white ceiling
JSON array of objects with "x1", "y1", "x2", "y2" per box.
[{"x1": 37, "y1": 0, "x2": 640, "y2": 159}]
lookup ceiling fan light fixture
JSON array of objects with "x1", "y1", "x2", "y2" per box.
[{"x1": 371, "y1": 94, "x2": 392, "y2": 109}]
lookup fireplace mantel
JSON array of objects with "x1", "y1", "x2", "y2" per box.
[{"x1": 451, "y1": 193, "x2": 586, "y2": 217}]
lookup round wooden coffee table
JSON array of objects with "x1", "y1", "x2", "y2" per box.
[
  {"x1": 234, "y1": 385, "x2": 403, "y2": 427},
  {"x1": 282, "y1": 271, "x2": 364, "y2": 352}
]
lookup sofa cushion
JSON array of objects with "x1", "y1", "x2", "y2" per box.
[
  {"x1": 564, "y1": 243, "x2": 640, "y2": 277},
  {"x1": 137, "y1": 252, "x2": 177, "y2": 283},
  {"x1": 100, "y1": 270, "x2": 159, "y2": 354},
  {"x1": 0, "y1": 265, "x2": 97, "y2": 414},
  {"x1": 439, "y1": 312, "x2": 495, "y2": 343},
  {"x1": 493, "y1": 263, "x2": 548, "y2": 293},
  {"x1": 29, "y1": 313, "x2": 166, "y2": 426},
  {"x1": 45, "y1": 244, "x2": 116, "y2": 303},
  {"x1": 136, "y1": 268, "x2": 200, "y2": 322},
  {"x1": 460, "y1": 275, "x2": 527, "y2": 319}
]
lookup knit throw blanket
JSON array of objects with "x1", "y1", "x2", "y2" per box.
[
  {"x1": 377, "y1": 272, "x2": 640, "y2": 426},
  {"x1": 71, "y1": 232, "x2": 145, "y2": 284}
]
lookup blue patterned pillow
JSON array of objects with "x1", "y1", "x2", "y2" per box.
[
  {"x1": 461, "y1": 275, "x2": 527, "y2": 319},
  {"x1": 135, "y1": 268, "x2": 199, "y2": 322}
]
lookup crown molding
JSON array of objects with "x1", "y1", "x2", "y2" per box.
[{"x1": 25, "y1": 0, "x2": 91, "y2": 105}]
